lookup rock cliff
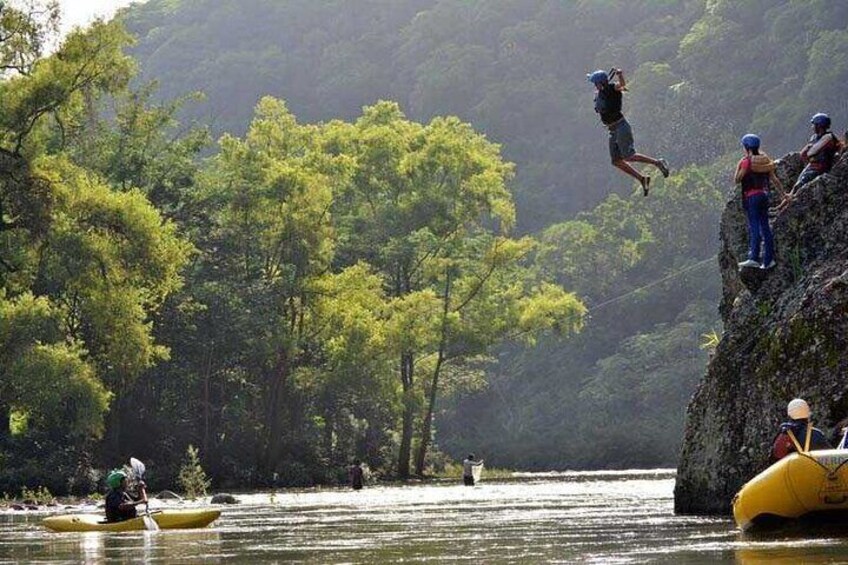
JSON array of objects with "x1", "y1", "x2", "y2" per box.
[{"x1": 675, "y1": 152, "x2": 848, "y2": 514}]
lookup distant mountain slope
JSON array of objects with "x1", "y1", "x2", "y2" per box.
[{"x1": 123, "y1": 0, "x2": 848, "y2": 230}]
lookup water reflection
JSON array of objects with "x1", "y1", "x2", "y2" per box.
[
  {"x1": 4, "y1": 471, "x2": 848, "y2": 563},
  {"x1": 72, "y1": 530, "x2": 222, "y2": 563}
]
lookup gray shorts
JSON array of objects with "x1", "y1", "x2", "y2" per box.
[{"x1": 608, "y1": 118, "x2": 636, "y2": 163}]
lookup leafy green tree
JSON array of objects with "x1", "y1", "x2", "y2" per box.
[
  {"x1": 323, "y1": 100, "x2": 583, "y2": 477},
  {"x1": 0, "y1": 11, "x2": 191, "y2": 490},
  {"x1": 196, "y1": 96, "x2": 340, "y2": 478}
]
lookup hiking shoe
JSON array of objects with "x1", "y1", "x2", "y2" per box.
[
  {"x1": 760, "y1": 260, "x2": 776, "y2": 270},
  {"x1": 657, "y1": 158, "x2": 670, "y2": 178},
  {"x1": 641, "y1": 175, "x2": 651, "y2": 197},
  {"x1": 738, "y1": 259, "x2": 761, "y2": 269}
]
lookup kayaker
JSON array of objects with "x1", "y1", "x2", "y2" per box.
[
  {"x1": 734, "y1": 134, "x2": 785, "y2": 270},
  {"x1": 770, "y1": 398, "x2": 831, "y2": 462},
  {"x1": 349, "y1": 459, "x2": 364, "y2": 490},
  {"x1": 105, "y1": 469, "x2": 149, "y2": 522},
  {"x1": 462, "y1": 454, "x2": 483, "y2": 486},
  {"x1": 587, "y1": 68, "x2": 669, "y2": 196}
]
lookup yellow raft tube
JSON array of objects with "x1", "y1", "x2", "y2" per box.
[
  {"x1": 733, "y1": 425, "x2": 848, "y2": 530},
  {"x1": 42, "y1": 508, "x2": 221, "y2": 532}
]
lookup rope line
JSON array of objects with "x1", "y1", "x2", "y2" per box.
[{"x1": 583, "y1": 254, "x2": 719, "y2": 315}]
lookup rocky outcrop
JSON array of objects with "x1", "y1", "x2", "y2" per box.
[
  {"x1": 675, "y1": 152, "x2": 848, "y2": 515},
  {"x1": 210, "y1": 493, "x2": 239, "y2": 504},
  {"x1": 155, "y1": 490, "x2": 183, "y2": 501}
]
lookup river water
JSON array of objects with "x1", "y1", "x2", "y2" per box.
[{"x1": 2, "y1": 469, "x2": 848, "y2": 563}]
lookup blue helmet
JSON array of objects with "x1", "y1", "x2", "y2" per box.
[
  {"x1": 811, "y1": 112, "x2": 831, "y2": 129},
  {"x1": 587, "y1": 70, "x2": 609, "y2": 85},
  {"x1": 741, "y1": 134, "x2": 761, "y2": 150}
]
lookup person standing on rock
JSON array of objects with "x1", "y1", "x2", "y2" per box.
[
  {"x1": 587, "y1": 68, "x2": 669, "y2": 196},
  {"x1": 770, "y1": 398, "x2": 830, "y2": 462},
  {"x1": 735, "y1": 134, "x2": 785, "y2": 270}
]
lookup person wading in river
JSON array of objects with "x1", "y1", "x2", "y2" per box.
[
  {"x1": 462, "y1": 454, "x2": 484, "y2": 486},
  {"x1": 349, "y1": 459, "x2": 364, "y2": 491},
  {"x1": 588, "y1": 68, "x2": 669, "y2": 196},
  {"x1": 770, "y1": 398, "x2": 830, "y2": 462}
]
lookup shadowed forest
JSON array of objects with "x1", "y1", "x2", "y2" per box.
[{"x1": 3, "y1": 0, "x2": 848, "y2": 493}]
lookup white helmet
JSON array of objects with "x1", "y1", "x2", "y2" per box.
[{"x1": 787, "y1": 398, "x2": 811, "y2": 420}]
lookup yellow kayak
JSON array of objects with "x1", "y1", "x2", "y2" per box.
[
  {"x1": 733, "y1": 449, "x2": 848, "y2": 530},
  {"x1": 42, "y1": 508, "x2": 221, "y2": 532}
]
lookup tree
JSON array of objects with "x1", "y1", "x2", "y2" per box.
[
  {"x1": 327, "y1": 101, "x2": 583, "y2": 477},
  {"x1": 198, "y1": 97, "x2": 339, "y2": 478},
  {"x1": 0, "y1": 11, "x2": 191, "y2": 491}
]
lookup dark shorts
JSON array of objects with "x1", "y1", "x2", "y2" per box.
[
  {"x1": 608, "y1": 118, "x2": 636, "y2": 163},
  {"x1": 463, "y1": 475, "x2": 474, "y2": 486},
  {"x1": 794, "y1": 164, "x2": 825, "y2": 190}
]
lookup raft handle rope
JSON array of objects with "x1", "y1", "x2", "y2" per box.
[
  {"x1": 787, "y1": 426, "x2": 833, "y2": 473},
  {"x1": 785, "y1": 424, "x2": 813, "y2": 454}
]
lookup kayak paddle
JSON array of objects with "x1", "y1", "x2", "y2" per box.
[{"x1": 129, "y1": 457, "x2": 159, "y2": 531}]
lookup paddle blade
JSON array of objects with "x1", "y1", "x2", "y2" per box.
[
  {"x1": 143, "y1": 514, "x2": 159, "y2": 531},
  {"x1": 130, "y1": 457, "x2": 146, "y2": 479}
]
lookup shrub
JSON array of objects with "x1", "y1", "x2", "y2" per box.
[{"x1": 177, "y1": 445, "x2": 211, "y2": 500}]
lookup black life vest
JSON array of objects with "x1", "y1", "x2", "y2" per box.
[{"x1": 594, "y1": 84, "x2": 623, "y2": 125}]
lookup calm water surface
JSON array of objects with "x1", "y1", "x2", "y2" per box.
[{"x1": 3, "y1": 469, "x2": 848, "y2": 563}]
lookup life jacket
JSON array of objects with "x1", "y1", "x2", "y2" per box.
[
  {"x1": 740, "y1": 154, "x2": 773, "y2": 197},
  {"x1": 806, "y1": 132, "x2": 840, "y2": 172},
  {"x1": 594, "y1": 83, "x2": 623, "y2": 125},
  {"x1": 771, "y1": 419, "x2": 830, "y2": 461},
  {"x1": 105, "y1": 489, "x2": 138, "y2": 522}
]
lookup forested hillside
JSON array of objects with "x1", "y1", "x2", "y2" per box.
[
  {"x1": 124, "y1": 0, "x2": 848, "y2": 229},
  {"x1": 3, "y1": 0, "x2": 848, "y2": 492}
]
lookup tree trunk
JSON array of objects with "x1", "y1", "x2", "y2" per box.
[
  {"x1": 202, "y1": 348, "x2": 212, "y2": 457},
  {"x1": 414, "y1": 269, "x2": 451, "y2": 476},
  {"x1": 260, "y1": 349, "x2": 289, "y2": 479},
  {"x1": 322, "y1": 407, "x2": 335, "y2": 461},
  {"x1": 397, "y1": 352, "x2": 414, "y2": 479}
]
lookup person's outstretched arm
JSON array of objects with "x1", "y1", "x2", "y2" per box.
[
  {"x1": 614, "y1": 69, "x2": 626, "y2": 92},
  {"x1": 770, "y1": 171, "x2": 786, "y2": 199}
]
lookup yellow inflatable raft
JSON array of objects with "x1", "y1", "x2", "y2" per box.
[
  {"x1": 733, "y1": 447, "x2": 848, "y2": 530},
  {"x1": 42, "y1": 508, "x2": 221, "y2": 532}
]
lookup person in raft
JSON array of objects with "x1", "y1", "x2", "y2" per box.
[
  {"x1": 770, "y1": 398, "x2": 831, "y2": 462},
  {"x1": 349, "y1": 459, "x2": 364, "y2": 491},
  {"x1": 587, "y1": 68, "x2": 669, "y2": 196},
  {"x1": 105, "y1": 469, "x2": 149, "y2": 522},
  {"x1": 734, "y1": 134, "x2": 786, "y2": 270},
  {"x1": 462, "y1": 454, "x2": 484, "y2": 486}
]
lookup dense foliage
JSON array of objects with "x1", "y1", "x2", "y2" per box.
[
  {"x1": 3, "y1": 0, "x2": 847, "y2": 491},
  {"x1": 0, "y1": 3, "x2": 584, "y2": 492},
  {"x1": 123, "y1": 0, "x2": 848, "y2": 230}
]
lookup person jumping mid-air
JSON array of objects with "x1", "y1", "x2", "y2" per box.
[{"x1": 588, "y1": 68, "x2": 669, "y2": 196}]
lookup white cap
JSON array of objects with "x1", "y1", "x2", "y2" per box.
[{"x1": 787, "y1": 398, "x2": 810, "y2": 420}]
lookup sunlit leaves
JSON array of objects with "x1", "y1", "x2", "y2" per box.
[{"x1": 0, "y1": 292, "x2": 111, "y2": 440}]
